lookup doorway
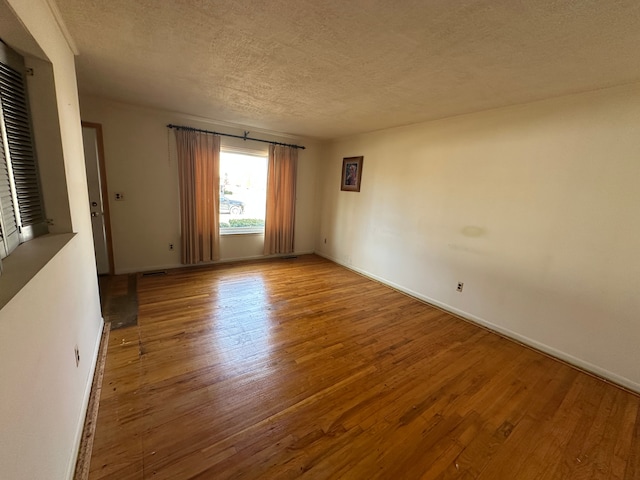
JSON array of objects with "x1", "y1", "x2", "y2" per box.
[{"x1": 82, "y1": 122, "x2": 114, "y2": 275}]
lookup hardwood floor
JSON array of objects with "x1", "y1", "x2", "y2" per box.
[{"x1": 89, "y1": 255, "x2": 640, "y2": 479}]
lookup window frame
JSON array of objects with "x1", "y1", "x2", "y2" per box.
[
  {"x1": 0, "y1": 41, "x2": 48, "y2": 266},
  {"x1": 218, "y1": 146, "x2": 268, "y2": 236}
]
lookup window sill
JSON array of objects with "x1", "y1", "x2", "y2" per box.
[
  {"x1": 220, "y1": 228, "x2": 265, "y2": 236},
  {"x1": 0, "y1": 233, "x2": 75, "y2": 310}
]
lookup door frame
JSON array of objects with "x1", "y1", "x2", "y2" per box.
[{"x1": 82, "y1": 121, "x2": 114, "y2": 275}]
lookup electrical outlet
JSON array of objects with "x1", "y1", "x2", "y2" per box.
[
  {"x1": 457, "y1": 282, "x2": 464, "y2": 292},
  {"x1": 74, "y1": 345, "x2": 80, "y2": 367},
  {"x1": 114, "y1": 192, "x2": 125, "y2": 201},
  {"x1": 169, "y1": 243, "x2": 174, "y2": 251}
]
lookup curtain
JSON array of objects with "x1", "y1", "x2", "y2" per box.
[
  {"x1": 175, "y1": 130, "x2": 220, "y2": 264},
  {"x1": 264, "y1": 145, "x2": 298, "y2": 255}
]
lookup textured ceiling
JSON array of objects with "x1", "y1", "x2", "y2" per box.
[{"x1": 54, "y1": 0, "x2": 640, "y2": 139}]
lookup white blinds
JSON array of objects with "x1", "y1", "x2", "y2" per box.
[
  {"x1": 0, "y1": 60, "x2": 44, "y2": 230},
  {"x1": 0, "y1": 135, "x2": 19, "y2": 258},
  {"x1": 0, "y1": 41, "x2": 46, "y2": 260}
]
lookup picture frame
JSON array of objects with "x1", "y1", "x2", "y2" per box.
[{"x1": 340, "y1": 156, "x2": 364, "y2": 192}]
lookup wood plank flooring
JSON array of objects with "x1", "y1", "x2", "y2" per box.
[{"x1": 89, "y1": 254, "x2": 640, "y2": 479}]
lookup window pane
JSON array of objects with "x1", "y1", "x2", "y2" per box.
[{"x1": 219, "y1": 150, "x2": 267, "y2": 234}]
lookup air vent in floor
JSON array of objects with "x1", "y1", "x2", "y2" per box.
[{"x1": 141, "y1": 270, "x2": 167, "y2": 277}]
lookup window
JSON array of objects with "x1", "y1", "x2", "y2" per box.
[
  {"x1": 0, "y1": 41, "x2": 47, "y2": 263},
  {"x1": 219, "y1": 149, "x2": 267, "y2": 235}
]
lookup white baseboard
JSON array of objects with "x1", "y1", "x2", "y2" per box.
[
  {"x1": 214, "y1": 250, "x2": 315, "y2": 264},
  {"x1": 115, "y1": 263, "x2": 181, "y2": 275},
  {"x1": 315, "y1": 251, "x2": 640, "y2": 394},
  {"x1": 65, "y1": 316, "x2": 105, "y2": 480},
  {"x1": 115, "y1": 251, "x2": 315, "y2": 275}
]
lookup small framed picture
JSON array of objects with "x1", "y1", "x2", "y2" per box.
[{"x1": 340, "y1": 156, "x2": 364, "y2": 192}]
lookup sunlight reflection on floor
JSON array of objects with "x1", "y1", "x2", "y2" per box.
[{"x1": 211, "y1": 273, "x2": 277, "y2": 377}]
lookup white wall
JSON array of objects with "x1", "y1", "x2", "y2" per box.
[
  {"x1": 0, "y1": 1, "x2": 103, "y2": 478},
  {"x1": 80, "y1": 96, "x2": 320, "y2": 274},
  {"x1": 316, "y1": 83, "x2": 640, "y2": 392},
  {"x1": 0, "y1": 238, "x2": 102, "y2": 479},
  {"x1": 26, "y1": 55, "x2": 73, "y2": 234}
]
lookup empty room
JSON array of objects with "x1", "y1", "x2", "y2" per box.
[{"x1": 0, "y1": 1, "x2": 639, "y2": 479}]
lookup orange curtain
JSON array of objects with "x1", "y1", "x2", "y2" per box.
[
  {"x1": 264, "y1": 145, "x2": 298, "y2": 255},
  {"x1": 175, "y1": 130, "x2": 220, "y2": 264}
]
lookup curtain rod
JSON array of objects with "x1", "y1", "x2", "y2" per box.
[{"x1": 167, "y1": 124, "x2": 305, "y2": 150}]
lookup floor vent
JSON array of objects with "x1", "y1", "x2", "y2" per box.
[{"x1": 141, "y1": 270, "x2": 168, "y2": 277}]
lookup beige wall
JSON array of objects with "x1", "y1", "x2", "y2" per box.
[
  {"x1": 0, "y1": 1, "x2": 103, "y2": 479},
  {"x1": 26, "y1": 55, "x2": 73, "y2": 233},
  {"x1": 316, "y1": 83, "x2": 640, "y2": 392},
  {"x1": 80, "y1": 96, "x2": 320, "y2": 273}
]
